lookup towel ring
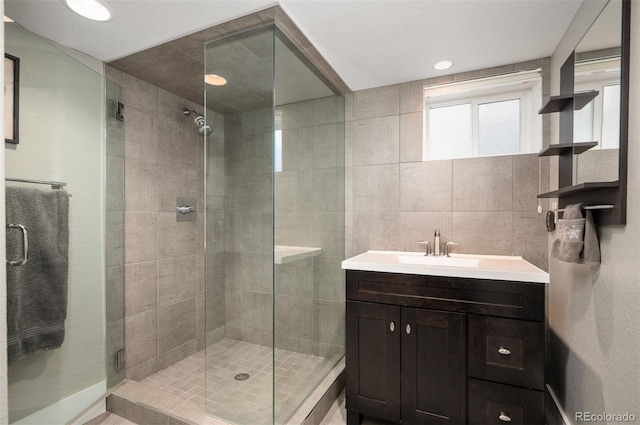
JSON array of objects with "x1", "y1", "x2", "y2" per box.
[{"x1": 7, "y1": 224, "x2": 28, "y2": 266}]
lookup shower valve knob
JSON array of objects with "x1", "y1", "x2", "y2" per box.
[{"x1": 177, "y1": 205, "x2": 194, "y2": 214}]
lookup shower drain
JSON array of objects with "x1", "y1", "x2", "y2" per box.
[{"x1": 234, "y1": 373, "x2": 250, "y2": 381}]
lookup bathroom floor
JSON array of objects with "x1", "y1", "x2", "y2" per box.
[{"x1": 112, "y1": 338, "x2": 339, "y2": 425}]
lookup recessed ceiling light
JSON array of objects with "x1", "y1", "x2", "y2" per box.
[
  {"x1": 434, "y1": 60, "x2": 454, "y2": 71},
  {"x1": 65, "y1": 0, "x2": 111, "y2": 22},
  {"x1": 205, "y1": 74, "x2": 228, "y2": 86}
]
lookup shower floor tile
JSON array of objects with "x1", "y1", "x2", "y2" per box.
[{"x1": 114, "y1": 338, "x2": 339, "y2": 425}]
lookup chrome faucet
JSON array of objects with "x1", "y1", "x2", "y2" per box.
[
  {"x1": 434, "y1": 230, "x2": 440, "y2": 256},
  {"x1": 444, "y1": 241, "x2": 459, "y2": 257},
  {"x1": 424, "y1": 241, "x2": 431, "y2": 256}
]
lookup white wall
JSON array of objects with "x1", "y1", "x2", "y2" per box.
[
  {"x1": 547, "y1": 1, "x2": 640, "y2": 422},
  {"x1": 4, "y1": 22, "x2": 107, "y2": 421}
]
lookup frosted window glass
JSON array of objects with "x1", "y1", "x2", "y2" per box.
[
  {"x1": 601, "y1": 84, "x2": 620, "y2": 149},
  {"x1": 478, "y1": 99, "x2": 520, "y2": 156},
  {"x1": 275, "y1": 129, "x2": 283, "y2": 172},
  {"x1": 429, "y1": 104, "x2": 471, "y2": 160},
  {"x1": 574, "y1": 101, "x2": 594, "y2": 143}
]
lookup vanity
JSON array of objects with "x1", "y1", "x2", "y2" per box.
[{"x1": 342, "y1": 251, "x2": 549, "y2": 425}]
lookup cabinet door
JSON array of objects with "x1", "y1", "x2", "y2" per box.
[
  {"x1": 346, "y1": 301, "x2": 401, "y2": 422},
  {"x1": 401, "y1": 308, "x2": 466, "y2": 425}
]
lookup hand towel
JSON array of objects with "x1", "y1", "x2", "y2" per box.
[
  {"x1": 6, "y1": 186, "x2": 70, "y2": 363},
  {"x1": 551, "y1": 203, "x2": 600, "y2": 264}
]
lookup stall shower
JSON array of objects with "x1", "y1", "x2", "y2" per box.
[{"x1": 103, "y1": 20, "x2": 347, "y2": 425}]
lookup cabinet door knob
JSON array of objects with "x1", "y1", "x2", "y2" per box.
[
  {"x1": 406, "y1": 324, "x2": 411, "y2": 334},
  {"x1": 498, "y1": 347, "x2": 511, "y2": 356},
  {"x1": 498, "y1": 412, "x2": 512, "y2": 422},
  {"x1": 390, "y1": 322, "x2": 395, "y2": 332}
]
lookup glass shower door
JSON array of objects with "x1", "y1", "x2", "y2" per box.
[
  {"x1": 204, "y1": 24, "x2": 276, "y2": 425},
  {"x1": 5, "y1": 20, "x2": 125, "y2": 424}
]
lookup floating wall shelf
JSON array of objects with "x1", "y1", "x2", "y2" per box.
[
  {"x1": 538, "y1": 90, "x2": 599, "y2": 114},
  {"x1": 537, "y1": 181, "x2": 619, "y2": 199},
  {"x1": 538, "y1": 141, "x2": 598, "y2": 157}
]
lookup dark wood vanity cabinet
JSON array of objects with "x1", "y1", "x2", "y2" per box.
[{"x1": 345, "y1": 270, "x2": 546, "y2": 425}]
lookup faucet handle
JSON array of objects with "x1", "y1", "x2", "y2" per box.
[
  {"x1": 444, "y1": 241, "x2": 459, "y2": 257},
  {"x1": 434, "y1": 229, "x2": 440, "y2": 237},
  {"x1": 425, "y1": 241, "x2": 432, "y2": 256}
]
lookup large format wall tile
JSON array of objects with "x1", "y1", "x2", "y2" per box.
[
  {"x1": 353, "y1": 164, "x2": 399, "y2": 212},
  {"x1": 125, "y1": 310, "x2": 158, "y2": 368},
  {"x1": 452, "y1": 156, "x2": 513, "y2": 211},
  {"x1": 353, "y1": 116, "x2": 399, "y2": 166},
  {"x1": 157, "y1": 256, "x2": 197, "y2": 306},
  {"x1": 158, "y1": 298, "x2": 196, "y2": 354},
  {"x1": 513, "y1": 212, "x2": 548, "y2": 271},
  {"x1": 124, "y1": 107, "x2": 157, "y2": 162},
  {"x1": 400, "y1": 161, "x2": 452, "y2": 212},
  {"x1": 125, "y1": 158, "x2": 157, "y2": 212},
  {"x1": 275, "y1": 295, "x2": 314, "y2": 340},
  {"x1": 399, "y1": 212, "x2": 453, "y2": 252},
  {"x1": 125, "y1": 213, "x2": 157, "y2": 264},
  {"x1": 124, "y1": 261, "x2": 157, "y2": 317},
  {"x1": 452, "y1": 211, "x2": 513, "y2": 255},
  {"x1": 157, "y1": 214, "x2": 197, "y2": 259},
  {"x1": 354, "y1": 85, "x2": 399, "y2": 120},
  {"x1": 400, "y1": 112, "x2": 424, "y2": 163},
  {"x1": 513, "y1": 154, "x2": 540, "y2": 212},
  {"x1": 353, "y1": 212, "x2": 401, "y2": 254}
]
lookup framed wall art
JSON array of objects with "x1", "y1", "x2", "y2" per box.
[{"x1": 5, "y1": 53, "x2": 19, "y2": 144}]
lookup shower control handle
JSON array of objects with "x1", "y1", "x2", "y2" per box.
[{"x1": 177, "y1": 205, "x2": 194, "y2": 214}]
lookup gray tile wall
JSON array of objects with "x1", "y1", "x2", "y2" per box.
[
  {"x1": 106, "y1": 66, "x2": 212, "y2": 381},
  {"x1": 277, "y1": 97, "x2": 345, "y2": 358},
  {"x1": 222, "y1": 96, "x2": 345, "y2": 358},
  {"x1": 346, "y1": 60, "x2": 551, "y2": 271}
]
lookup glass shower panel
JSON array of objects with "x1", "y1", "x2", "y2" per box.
[
  {"x1": 204, "y1": 25, "x2": 276, "y2": 425},
  {"x1": 105, "y1": 80, "x2": 126, "y2": 391},
  {"x1": 273, "y1": 28, "x2": 345, "y2": 424},
  {"x1": 5, "y1": 21, "x2": 125, "y2": 424}
]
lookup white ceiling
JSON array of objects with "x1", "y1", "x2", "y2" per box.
[{"x1": 4, "y1": 0, "x2": 585, "y2": 91}]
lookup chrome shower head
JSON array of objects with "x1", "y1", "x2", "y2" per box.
[{"x1": 182, "y1": 108, "x2": 213, "y2": 137}]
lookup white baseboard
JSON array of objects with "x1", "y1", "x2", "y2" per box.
[{"x1": 547, "y1": 384, "x2": 572, "y2": 425}]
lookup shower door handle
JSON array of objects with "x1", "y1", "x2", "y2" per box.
[{"x1": 7, "y1": 224, "x2": 28, "y2": 266}]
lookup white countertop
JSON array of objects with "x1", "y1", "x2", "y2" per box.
[{"x1": 342, "y1": 250, "x2": 549, "y2": 283}]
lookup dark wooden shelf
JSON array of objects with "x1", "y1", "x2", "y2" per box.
[
  {"x1": 538, "y1": 141, "x2": 599, "y2": 157},
  {"x1": 537, "y1": 181, "x2": 619, "y2": 198},
  {"x1": 538, "y1": 90, "x2": 599, "y2": 114}
]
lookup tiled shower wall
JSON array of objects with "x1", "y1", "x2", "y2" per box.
[
  {"x1": 106, "y1": 66, "x2": 211, "y2": 381},
  {"x1": 345, "y1": 59, "x2": 551, "y2": 271},
  {"x1": 222, "y1": 95, "x2": 345, "y2": 358},
  {"x1": 276, "y1": 97, "x2": 345, "y2": 358}
]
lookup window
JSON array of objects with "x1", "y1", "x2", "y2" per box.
[
  {"x1": 574, "y1": 58, "x2": 621, "y2": 149},
  {"x1": 423, "y1": 70, "x2": 542, "y2": 161}
]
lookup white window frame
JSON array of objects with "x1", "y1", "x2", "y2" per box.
[
  {"x1": 574, "y1": 57, "x2": 621, "y2": 149},
  {"x1": 423, "y1": 69, "x2": 542, "y2": 161}
]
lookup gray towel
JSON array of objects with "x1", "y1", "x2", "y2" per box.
[
  {"x1": 6, "y1": 186, "x2": 70, "y2": 363},
  {"x1": 551, "y1": 203, "x2": 600, "y2": 264}
]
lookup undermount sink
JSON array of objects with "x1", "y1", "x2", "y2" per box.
[
  {"x1": 397, "y1": 255, "x2": 480, "y2": 268},
  {"x1": 342, "y1": 250, "x2": 549, "y2": 283}
]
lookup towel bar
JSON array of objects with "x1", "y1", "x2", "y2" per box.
[{"x1": 551, "y1": 205, "x2": 614, "y2": 224}]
